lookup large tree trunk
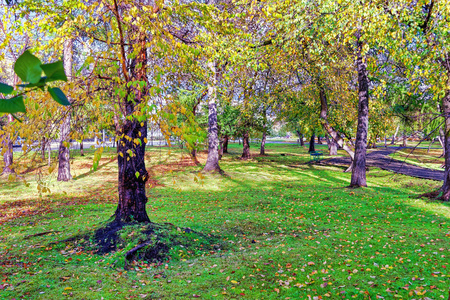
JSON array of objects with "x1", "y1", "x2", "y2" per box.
[
  {"x1": 57, "y1": 38, "x2": 73, "y2": 181},
  {"x1": 318, "y1": 83, "x2": 355, "y2": 171},
  {"x1": 260, "y1": 131, "x2": 266, "y2": 155},
  {"x1": 223, "y1": 135, "x2": 229, "y2": 153},
  {"x1": 308, "y1": 134, "x2": 315, "y2": 153},
  {"x1": 242, "y1": 131, "x2": 251, "y2": 159},
  {"x1": 2, "y1": 115, "x2": 14, "y2": 175},
  {"x1": 439, "y1": 58, "x2": 450, "y2": 201},
  {"x1": 115, "y1": 118, "x2": 150, "y2": 222},
  {"x1": 114, "y1": 36, "x2": 150, "y2": 223},
  {"x1": 350, "y1": 34, "x2": 370, "y2": 188},
  {"x1": 203, "y1": 62, "x2": 221, "y2": 172}
]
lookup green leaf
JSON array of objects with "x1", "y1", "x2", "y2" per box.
[
  {"x1": 0, "y1": 96, "x2": 26, "y2": 113},
  {"x1": 41, "y1": 61, "x2": 67, "y2": 82},
  {"x1": 19, "y1": 77, "x2": 47, "y2": 90},
  {"x1": 48, "y1": 87, "x2": 70, "y2": 106},
  {"x1": 135, "y1": 171, "x2": 140, "y2": 179},
  {"x1": 14, "y1": 50, "x2": 42, "y2": 84},
  {"x1": 0, "y1": 82, "x2": 14, "y2": 94}
]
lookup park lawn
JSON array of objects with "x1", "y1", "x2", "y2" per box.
[
  {"x1": 0, "y1": 143, "x2": 449, "y2": 299},
  {"x1": 388, "y1": 148, "x2": 444, "y2": 171}
]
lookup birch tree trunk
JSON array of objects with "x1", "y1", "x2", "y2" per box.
[
  {"x1": 57, "y1": 38, "x2": 73, "y2": 181},
  {"x1": 203, "y1": 62, "x2": 221, "y2": 172}
]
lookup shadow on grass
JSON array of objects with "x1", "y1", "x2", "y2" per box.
[{"x1": 73, "y1": 157, "x2": 117, "y2": 180}]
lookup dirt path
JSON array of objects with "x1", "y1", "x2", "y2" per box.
[{"x1": 322, "y1": 148, "x2": 445, "y2": 181}]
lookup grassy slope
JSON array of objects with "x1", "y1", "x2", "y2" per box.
[{"x1": 0, "y1": 143, "x2": 449, "y2": 299}]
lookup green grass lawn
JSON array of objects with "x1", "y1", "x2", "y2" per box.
[
  {"x1": 0, "y1": 143, "x2": 449, "y2": 299},
  {"x1": 388, "y1": 148, "x2": 444, "y2": 171}
]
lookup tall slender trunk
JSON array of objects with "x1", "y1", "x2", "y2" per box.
[
  {"x1": 80, "y1": 140, "x2": 84, "y2": 156},
  {"x1": 2, "y1": 115, "x2": 14, "y2": 175},
  {"x1": 223, "y1": 135, "x2": 229, "y2": 153},
  {"x1": 57, "y1": 38, "x2": 73, "y2": 181},
  {"x1": 439, "y1": 58, "x2": 450, "y2": 201},
  {"x1": 308, "y1": 134, "x2": 315, "y2": 153},
  {"x1": 427, "y1": 138, "x2": 434, "y2": 153},
  {"x1": 402, "y1": 134, "x2": 407, "y2": 147},
  {"x1": 242, "y1": 131, "x2": 251, "y2": 159},
  {"x1": 317, "y1": 136, "x2": 322, "y2": 144},
  {"x1": 350, "y1": 33, "x2": 370, "y2": 188},
  {"x1": 114, "y1": 35, "x2": 150, "y2": 223},
  {"x1": 48, "y1": 142, "x2": 51, "y2": 167},
  {"x1": 41, "y1": 137, "x2": 46, "y2": 160},
  {"x1": 203, "y1": 62, "x2": 221, "y2": 172},
  {"x1": 218, "y1": 138, "x2": 223, "y2": 160},
  {"x1": 391, "y1": 125, "x2": 399, "y2": 144},
  {"x1": 190, "y1": 103, "x2": 200, "y2": 165},
  {"x1": 260, "y1": 132, "x2": 267, "y2": 155},
  {"x1": 438, "y1": 127, "x2": 445, "y2": 157},
  {"x1": 318, "y1": 83, "x2": 355, "y2": 171}
]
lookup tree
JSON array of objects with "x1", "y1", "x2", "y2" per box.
[
  {"x1": 203, "y1": 62, "x2": 222, "y2": 172},
  {"x1": 57, "y1": 38, "x2": 73, "y2": 181}
]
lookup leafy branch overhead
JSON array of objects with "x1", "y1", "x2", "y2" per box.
[{"x1": 0, "y1": 50, "x2": 70, "y2": 114}]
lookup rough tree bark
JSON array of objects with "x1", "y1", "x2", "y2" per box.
[
  {"x1": 260, "y1": 131, "x2": 267, "y2": 155},
  {"x1": 318, "y1": 84, "x2": 355, "y2": 171},
  {"x1": 242, "y1": 131, "x2": 251, "y2": 159},
  {"x1": 308, "y1": 134, "x2": 315, "y2": 153},
  {"x1": 2, "y1": 115, "x2": 14, "y2": 175},
  {"x1": 203, "y1": 62, "x2": 221, "y2": 172},
  {"x1": 114, "y1": 34, "x2": 150, "y2": 223},
  {"x1": 57, "y1": 38, "x2": 73, "y2": 181},
  {"x1": 350, "y1": 32, "x2": 370, "y2": 187},
  {"x1": 439, "y1": 57, "x2": 450, "y2": 201}
]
